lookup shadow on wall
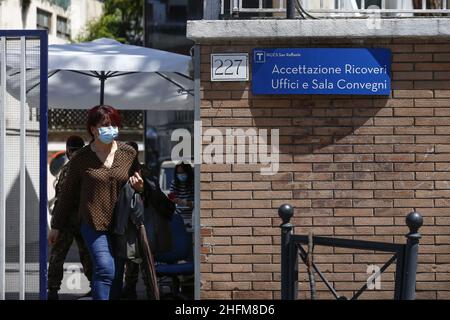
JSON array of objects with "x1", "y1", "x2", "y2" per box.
[
  {"x1": 247, "y1": 94, "x2": 388, "y2": 222},
  {"x1": 249, "y1": 95, "x2": 387, "y2": 154},
  {"x1": 5, "y1": 169, "x2": 40, "y2": 263}
]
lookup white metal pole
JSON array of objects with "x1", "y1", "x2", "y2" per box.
[
  {"x1": 193, "y1": 45, "x2": 201, "y2": 300},
  {"x1": 19, "y1": 36, "x2": 26, "y2": 300},
  {"x1": 0, "y1": 36, "x2": 6, "y2": 301}
]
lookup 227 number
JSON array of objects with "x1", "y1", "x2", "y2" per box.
[{"x1": 214, "y1": 58, "x2": 243, "y2": 76}]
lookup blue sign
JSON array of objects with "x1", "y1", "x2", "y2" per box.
[{"x1": 252, "y1": 48, "x2": 391, "y2": 95}]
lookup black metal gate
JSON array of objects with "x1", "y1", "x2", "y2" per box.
[{"x1": 278, "y1": 204, "x2": 423, "y2": 300}]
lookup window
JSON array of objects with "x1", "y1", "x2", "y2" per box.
[
  {"x1": 36, "y1": 8, "x2": 52, "y2": 31},
  {"x1": 56, "y1": 16, "x2": 70, "y2": 40}
]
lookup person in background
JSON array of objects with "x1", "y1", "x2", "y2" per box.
[
  {"x1": 169, "y1": 162, "x2": 194, "y2": 231},
  {"x1": 48, "y1": 105, "x2": 144, "y2": 300},
  {"x1": 47, "y1": 135, "x2": 93, "y2": 300}
]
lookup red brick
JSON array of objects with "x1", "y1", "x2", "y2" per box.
[
  {"x1": 354, "y1": 217, "x2": 394, "y2": 226},
  {"x1": 313, "y1": 181, "x2": 352, "y2": 189},
  {"x1": 417, "y1": 172, "x2": 450, "y2": 180},
  {"x1": 354, "y1": 181, "x2": 393, "y2": 190},
  {"x1": 213, "y1": 173, "x2": 252, "y2": 181},
  {"x1": 416, "y1": 117, "x2": 450, "y2": 126},
  {"x1": 394, "y1": 199, "x2": 434, "y2": 207},
  {"x1": 375, "y1": 172, "x2": 415, "y2": 180},
  {"x1": 334, "y1": 154, "x2": 374, "y2": 162},
  {"x1": 354, "y1": 163, "x2": 393, "y2": 171},
  {"x1": 436, "y1": 181, "x2": 450, "y2": 189},
  {"x1": 232, "y1": 218, "x2": 272, "y2": 227},
  {"x1": 394, "y1": 163, "x2": 434, "y2": 171},
  {"x1": 214, "y1": 227, "x2": 252, "y2": 236},
  {"x1": 335, "y1": 190, "x2": 373, "y2": 199},
  {"x1": 232, "y1": 254, "x2": 272, "y2": 263},
  {"x1": 213, "y1": 246, "x2": 253, "y2": 255},
  {"x1": 313, "y1": 217, "x2": 353, "y2": 225},
  {"x1": 353, "y1": 199, "x2": 393, "y2": 208},
  {"x1": 393, "y1": 90, "x2": 433, "y2": 98},
  {"x1": 394, "y1": 144, "x2": 434, "y2": 153},
  {"x1": 294, "y1": 190, "x2": 333, "y2": 199},
  {"x1": 374, "y1": 136, "x2": 415, "y2": 144},
  {"x1": 312, "y1": 199, "x2": 352, "y2": 208},
  {"x1": 232, "y1": 200, "x2": 271, "y2": 209},
  {"x1": 435, "y1": 90, "x2": 450, "y2": 98},
  {"x1": 232, "y1": 181, "x2": 270, "y2": 190},
  {"x1": 374, "y1": 117, "x2": 414, "y2": 126},
  {"x1": 272, "y1": 181, "x2": 311, "y2": 190},
  {"x1": 417, "y1": 154, "x2": 450, "y2": 162},
  {"x1": 253, "y1": 191, "x2": 292, "y2": 199},
  {"x1": 213, "y1": 191, "x2": 252, "y2": 200},
  {"x1": 334, "y1": 208, "x2": 373, "y2": 216},
  {"x1": 201, "y1": 291, "x2": 232, "y2": 299},
  {"x1": 394, "y1": 181, "x2": 434, "y2": 190},
  {"x1": 394, "y1": 126, "x2": 434, "y2": 135},
  {"x1": 374, "y1": 190, "x2": 414, "y2": 199},
  {"x1": 202, "y1": 273, "x2": 232, "y2": 282},
  {"x1": 416, "y1": 190, "x2": 450, "y2": 198},
  {"x1": 233, "y1": 273, "x2": 272, "y2": 281},
  {"x1": 335, "y1": 172, "x2": 374, "y2": 181},
  {"x1": 294, "y1": 172, "x2": 333, "y2": 181},
  {"x1": 212, "y1": 282, "x2": 252, "y2": 291},
  {"x1": 202, "y1": 200, "x2": 232, "y2": 209},
  {"x1": 393, "y1": 53, "x2": 433, "y2": 62},
  {"x1": 354, "y1": 145, "x2": 393, "y2": 153},
  {"x1": 375, "y1": 154, "x2": 415, "y2": 162},
  {"x1": 232, "y1": 291, "x2": 273, "y2": 299}
]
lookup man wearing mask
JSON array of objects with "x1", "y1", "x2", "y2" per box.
[{"x1": 48, "y1": 135, "x2": 93, "y2": 300}]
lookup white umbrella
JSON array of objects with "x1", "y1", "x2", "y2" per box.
[{"x1": 7, "y1": 38, "x2": 193, "y2": 110}]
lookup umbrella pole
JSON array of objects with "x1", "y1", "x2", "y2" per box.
[{"x1": 100, "y1": 71, "x2": 106, "y2": 105}]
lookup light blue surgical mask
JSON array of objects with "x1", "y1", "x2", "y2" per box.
[
  {"x1": 177, "y1": 173, "x2": 188, "y2": 183},
  {"x1": 98, "y1": 126, "x2": 119, "y2": 144}
]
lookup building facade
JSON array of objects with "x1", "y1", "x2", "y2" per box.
[
  {"x1": 0, "y1": 0, "x2": 103, "y2": 44},
  {"x1": 188, "y1": 1, "x2": 450, "y2": 299}
]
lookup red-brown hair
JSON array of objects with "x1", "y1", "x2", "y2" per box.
[{"x1": 86, "y1": 105, "x2": 121, "y2": 138}]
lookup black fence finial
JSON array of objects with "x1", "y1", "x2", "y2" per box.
[
  {"x1": 406, "y1": 211, "x2": 423, "y2": 236},
  {"x1": 278, "y1": 203, "x2": 294, "y2": 225}
]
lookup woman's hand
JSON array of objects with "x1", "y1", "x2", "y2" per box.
[
  {"x1": 48, "y1": 229, "x2": 60, "y2": 245},
  {"x1": 130, "y1": 171, "x2": 144, "y2": 193}
]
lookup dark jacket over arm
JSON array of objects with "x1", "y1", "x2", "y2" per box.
[
  {"x1": 51, "y1": 159, "x2": 81, "y2": 230},
  {"x1": 112, "y1": 182, "x2": 145, "y2": 259}
]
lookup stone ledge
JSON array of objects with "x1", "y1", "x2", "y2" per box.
[{"x1": 187, "y1": 18, "x2": 450, "y2": 42}]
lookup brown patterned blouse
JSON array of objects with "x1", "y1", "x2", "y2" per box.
[{"x1": 51, "y1": 141, "x2": 140, "y2": 231}]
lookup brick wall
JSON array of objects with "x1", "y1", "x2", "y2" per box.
[{"x1": 198, "y1": 38, "x2": 450, "y2": 299}]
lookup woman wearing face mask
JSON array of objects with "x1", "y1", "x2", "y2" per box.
[
  {"x1": 169, "y1": 162, "x2": 194, "y2": 231},
  {"x1": 48, "y1": 105, "x2": 144, "y2": 300}
]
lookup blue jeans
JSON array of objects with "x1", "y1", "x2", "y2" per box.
[{"x1": 80, "y1": 223, "x2": 125, "y2": 300}]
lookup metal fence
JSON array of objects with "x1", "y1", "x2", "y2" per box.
[
  {"x1": 222, "y1": 0, "x2": 450, "y2": 18},
  {"x1": 278, "y1": 204, "x2": 422, "y2": 300},
  {"x1": 0, "y1": 30, "x2": 48, "y2": 300}
]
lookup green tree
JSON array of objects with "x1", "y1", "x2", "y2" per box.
[{"x1": 77, "y1": 0, "x2": 144, "y2": 45}]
